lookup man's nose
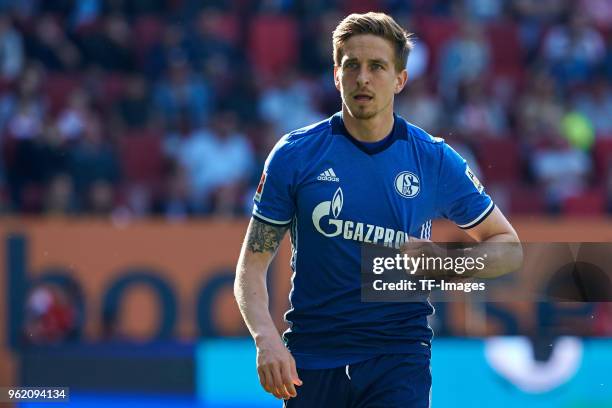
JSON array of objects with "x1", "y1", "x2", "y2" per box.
[{"x1": 356, "y1": 66, "x2": 370, "y2": 87}]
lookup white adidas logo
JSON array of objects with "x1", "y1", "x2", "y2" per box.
[{"x1": 317, "y1": 168, "x2": 340, "y2": 182}]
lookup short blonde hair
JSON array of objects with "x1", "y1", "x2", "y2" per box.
[{"x1": 332, "y1": 12, "x2": 414, "y2": 72}]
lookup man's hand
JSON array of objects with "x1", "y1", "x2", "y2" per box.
[
  {"x1": 256, "y1": 335, "x2": 302, "y2": 400},
  {"x1": 400, "y1": 237, "x2": 448, "y2": 277}
]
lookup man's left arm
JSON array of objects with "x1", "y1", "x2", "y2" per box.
[
  {"x1": 459, "y1": 205, "x2": 523, "y2": 278},
  {"x1": 416, "y1": 142, "x2": 523, "y2": 279}
]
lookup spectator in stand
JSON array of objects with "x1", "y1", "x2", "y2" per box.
[
  {"x1": 4, "y1": 66, "x2": 47, "y2": 209},
  {"x1": 517, "y1": 72, "x2": 565, "y2": 147},
  {"x1": 172, "y1": 109, "x2": 254, "y2": 214},
  {"x1": 0, "y1": 63, "x2": 45, "y2": 135},
  {"x1": 78, "y1": 13, "x2": 134, "y2": 72},
  {"x1": 153, "y1": 164, "x2": 194, "y2": 221},
  {"x1": 396, "y1": 77, "x2": 443, "y2": 135},
  {"x1": 511, "y1": 0, "x2": 568, "y2": 62},
  {"x1": 258, "y1": 70, "x2": 325, "y2": 134},
  {"x1": 405, "y1": 41, "x2": 428, "y2": 82},
  {"x1": 531, "y1": 146, "x2": 592, "y2": 212},
  {"x1": 24, "y1": 14, "x2": 81, "y2": 71},
  {"x1": 44, "y1": 172, "x2": 78, "y2": 215},
  {"x1": 579, "y1": 0, "x2": 612, "y2": 29},
  {"x1": 37, "y1": 122, "x2": 72, "y2": 184},
  {"x1": 531, "y1": 104, "x2": 593, "y2": 213},
  {"x1": 153, "y1": 57, "x2": 212, "y2": 129},
  {"x1": 68, "y1": 117, "x2": 120, "y2": 210},
  {"x1": 453, "y1": 79, "x2": 508, "y2": 138},
  {"x1": 575, "y1": 76, "x2": 612, "y2": 137},
  {"x1": 464, "y1": 0, "x2": 506, "y2": 21},
  {"x1": 191, "y1": 8, "x2": 244, "y2": 104},
  {"x1": 542, "y1": 12, "x2": 606, "y2": 86},
  {"x1": 0, "y1": 14, "x2": 23, "y2": 82},
  {"x1": 144, "y1": 23, "x2": 195, "y2": 80},
  {"x1": 114, "y1": 74, "x2": 154, "y2": 130},
  {"x1": 438, "y1": 19, "x2": 491, "y2": 102},
  {"x1": 56, "y1": 87, "x2": 94, "y2": 142},
  {"x1": 87, "y1": 180, "x2": 116, "y2": 215},
  {"x1": 518, "y1": 73, "x2": 591, "y2": 211},
  {"x1": 191, "y1": 8, "x2": 239, "y2": 70}
]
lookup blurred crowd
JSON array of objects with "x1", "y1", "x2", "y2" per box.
[{"x1": 0, "y1": 0, "x2": 610, "y2": 219}]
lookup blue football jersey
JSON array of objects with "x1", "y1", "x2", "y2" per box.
[{"x1": 252, "y1": 112, "x2": 494, "y2": 369}]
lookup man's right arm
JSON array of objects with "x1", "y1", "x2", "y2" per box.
[{"x1": 234, "y1": 218, "x2": 302, "y2": 400}]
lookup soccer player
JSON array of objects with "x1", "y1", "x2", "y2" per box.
[{"x1": 234, "y1": 12, "x2": 521, "y2": 407}]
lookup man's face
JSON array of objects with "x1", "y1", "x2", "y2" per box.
[{"x1": 334, "y1": 34, "x2": 407, "y2": 120}]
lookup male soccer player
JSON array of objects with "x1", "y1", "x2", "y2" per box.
[{"x1": 234, "y1": 12, "x2": 521, "y2": 407}]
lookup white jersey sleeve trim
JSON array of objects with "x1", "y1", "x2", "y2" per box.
[
  {"x1": 457, "y1": 201, "x2": 494, "y2": 229},
  {"x1": 252, "y1": 211, "x2": 292, "y2": 226}
]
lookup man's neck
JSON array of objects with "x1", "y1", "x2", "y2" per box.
[{"x1": 342, "y1": 106, "x2": 395, "y2": 143}]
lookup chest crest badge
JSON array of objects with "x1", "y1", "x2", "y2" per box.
[{"x1": 394, "y1": 171, "x2": 420, "y2": 198}]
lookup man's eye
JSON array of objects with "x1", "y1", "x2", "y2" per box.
[
  {"x1": 345, "y1": 62, "x2": 358, "y2": 69},
  {"x1": 372, "y1": 64, "x2": 383, "y2": 70}
]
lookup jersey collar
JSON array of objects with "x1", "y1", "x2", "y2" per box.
[{"x1": 330, "y1": 111, "x2": 407, "y2": 155}]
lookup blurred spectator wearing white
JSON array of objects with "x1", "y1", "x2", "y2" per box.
[
  {"x1": 56, "y1": 88, "x2": 94, "y2": 142},
  {"x1": 531, "y1": 147, "x2": 591, "y2": 209},
  {"x1": 1, "y1": 64, "x2": 45, "y2": 138},
  {"x1": 542, "y1": 12, "x2": 605, "y2": 85},
  {"x1": 172, "y1": 110, "x2": 254, "y2": 214},
  {"x1": 0, "y1": 15, "x2": 23, "y2": 82}
]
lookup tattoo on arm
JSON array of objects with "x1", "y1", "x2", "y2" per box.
[{"x1": 246, "y1": 219, "x2": 288, "y2": 253}]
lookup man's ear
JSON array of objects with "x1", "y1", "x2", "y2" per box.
[
  {"x1": 334, "y1": 65, "x2": 341, "y2": 91},
  {"x1": 395, "y1": 69, "x2": 408, "y2": 94}
]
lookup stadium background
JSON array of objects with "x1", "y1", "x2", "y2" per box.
[{"x1": 0, "y1": 0, "x2": 611, "y2": 406}]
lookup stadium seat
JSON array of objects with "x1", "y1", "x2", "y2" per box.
[
  {"x1": 248, "y1": 15, "x2": 298, "y2": 77},
  {"x1": 416, "y1": 16, "x2": 459, "y2": 70},
  {"x1": 508, "y1": 184, "x2": 546, "y2": 214},
  {"x1": 21, "y1": 183, "x2": 45, "y2": 213},
  {"x1": 341, "y1": 0, "x2": 383, "y2": 14},
  {"x1": 44, "y1": 74, "x2": 81, "y2": 115},
  {"x1": 101, "y1": 73, "x2": 127, "y2": 108},
  {"x1": 562, "y1": 189, "x2": 606, "y2": 216},
  {"x1": 118, "y1": 130, "x2": 164, "y2": 186},
  {"x1": 593, "y1": 138, "x2": 612, "y2": 179},
  {"x1": 476, "y1": 138, "x2": 521, "y2": 183},
  {"x1": 486, "y1": 22, "x2": 523, "y2": 80}
]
